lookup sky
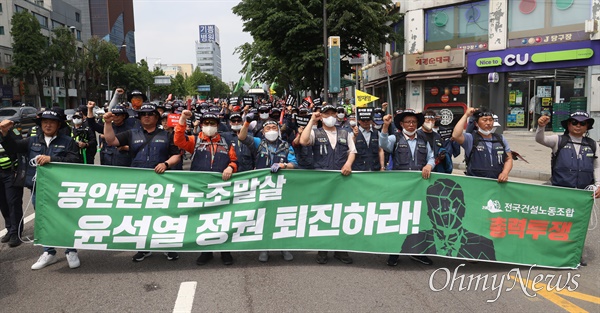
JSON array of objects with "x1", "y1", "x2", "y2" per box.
[{"x1": 133, "y1": 0, "x2": 253, "y2": 84}]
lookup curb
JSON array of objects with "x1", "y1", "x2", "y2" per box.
[{"x1": 452, "y1": 162, "x2": 551, "y2": 182}]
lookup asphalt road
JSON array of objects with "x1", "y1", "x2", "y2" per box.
[{"x1": 1, "y1": 173, "x2": 599, "y2": 313}]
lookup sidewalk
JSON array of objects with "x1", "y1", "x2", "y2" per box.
[{"x1": 452, "y1": 129, "x2": 554, "y2": 182}]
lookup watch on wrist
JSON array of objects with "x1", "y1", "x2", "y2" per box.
[{"x1": 163, "y1": 161, "x2": 169, "y2": 169}]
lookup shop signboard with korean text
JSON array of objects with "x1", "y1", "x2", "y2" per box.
[{"x1": 404, "y1": 49, "x2": 465, "y2": 72}]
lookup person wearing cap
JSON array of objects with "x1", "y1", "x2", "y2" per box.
[
  {"x1": 223, "y1": 112, "x2": 256, "y2": 172},
  {"x1": 418, "y1": 110, "x2": 454, "y2": 174},
  {"x1": 292, "y1": 107, "x2": 315, "y2": 169},
  {"x1": 536, "y1": 112, "x2": 600, "y2": 196},
  {"x1": 175, "y1": 109, "x2": 238, "y2": 266},
  {"x1": 86, "y1": 101, "x2": 138, "y2": 166},
  {"x1": 380, "y1": 109, "x2": 436, "y2": 266},
  {"x1": 0, "y1": 109, "x2": 81, "y2": 269},
  {"x1": 537, "y1": 112, "x2": 600, "y2": 266},
  {"x1": 0, "y1": 123, "x2": 24, "y2": 248},
  {"x1": 452, "y1": 108, "x2": 512, "y2": 182},
  {"x1": 70, "y1": 111, "x2": 97, "y2": 164},
  {"x1": 351, "y1": 111, "x2": 384, "y2": 172},
  {"x1": 300, "y1": 104, "x2": 356, "y2": 265},
  {"x1": 238, "y1": 117, "x2": 298, "y2": 263},
  {"x1": 335, "y1": 106, "x2": 348, "y2": 129},
  {"x1": 127, "y1": 89, "x2": 147, "y2": 111},
  {"x1": 103, "y1": 103, "x2": 182, "y2": 263}
]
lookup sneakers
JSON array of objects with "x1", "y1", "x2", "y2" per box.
[
  {"x1": 31, "y1": 252, "x2": 58, "y2": 270},
  {"x1": 221, "y1": 252, "x2": 233, "y2": 265},
  {"x1": 66, "y1": 252, "x2": 81, "y2": 269},
  {"x1": 0, "y1": 233, "x2": 10, "y2": 243},
  {"x1": 164, "y1": 252, "x2": 179, "y2": 261},
  {"x1": 410, "y1": 255, "x2": 433, "y2": 265},
  {"x1": 258, "y1": 251, "x2": 269, "y2": 262},
  {"x1": 8, "y1": 234, "x2": 21, "y2": 247},
  {"x1": 316, "y1": 251, "x2": 328, "y2": 264},
  {"x1": 196, "y1": 252, "x2": 214, "y2": 265},
  {"x1": 333, "y1": 252, "x2": 353, "y2": 264},
  {"x1": 132, "y1": 252, "x2": 152, "y2": 262},
  {"x1": 387, "y1": 255, "x2": 399, "y2": 266},
  {"x1": 281, "y1": 251, "x2": 293, "y2": 261}
]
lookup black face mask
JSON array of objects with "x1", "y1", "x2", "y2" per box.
[{"x1": 434, "y1": 120, "x2": 441, "y2": 127}]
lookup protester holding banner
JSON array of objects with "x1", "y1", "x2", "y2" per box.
[
  {"x1": 352, "y1": 108, "x2": 384, "y2": 172},
  {"x1": 418, "y1": 110, "x2": 453, "y2": 174},
  {"x1": 103, "y1": 103, "x2": 182, "y2": 263},
  {"x1": 238, "y1": 117, "x2": 298, "y2": 262},
  {"x1": 452, "y1": 108, "x2": 513, "y2": 182},
  {"x1": 300, "y1": 104, "x2": 356, "y2": 264},
  {"x1": 379, "y1": 109, "x2": 436, "y2": 266},
  {"x1": 175, "y1": 109, "x2": 238, "y2": 266},
  {"x1": 0, "y1": 109, "x2": 81, "y2": 269}
]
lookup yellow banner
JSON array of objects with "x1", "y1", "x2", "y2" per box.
[{"x1": 355, "y1": 90, "x2": 379, "y2": 107}]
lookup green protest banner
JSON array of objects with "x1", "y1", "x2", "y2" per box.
[{"x1": 35, "y1": 163, "x2": 593, "y2": 269}]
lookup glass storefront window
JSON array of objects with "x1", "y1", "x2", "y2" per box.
[
  {"x1": 508, "y1": 0, "x2": 588, "y2": 37},
  {"x1": 425, "y1": 1, "x2": 489, "y2": 50}
]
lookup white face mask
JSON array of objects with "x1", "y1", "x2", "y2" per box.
[
  {"x1": 72, "y1": 118, "x2": 82, "y2": 125},
  {"x1": 323, "y1": 116, "x2": 337, "y2": 127},
  {"x1": 491, "y1": 127, "x2": 497, "y2": 133},
  {"x1": 230, "y1": 124, "x2": 242, "y2": 131},
  {"x1": 259, "y1": 113, "x2": 269, "y2": 120},
  {"x1": 202, "y1": 125, "x2": 218, "y2": 137},
  {"x1": 478, "y1": 128, "x2": 493, "y2": 136},
  {"x1": 264, "y1": 130, "x2": 279, "y2": 142},
  {"x1": 349, "y1": 120, "x2": 357, "y2": 127},
  {"x1": 402, "y1": 129, "x2": 416, "y2": 136},
  {"x1": 432, "y1": 127, "x2": 439, "y2": 133},
  {"x1": 337, "y1": 113, "x2": 345, "y2": 119},
  {"x1": 422, "y1": 121, "x2": 433, "y2": 131},
  {"x1": 374, "y1": 124, "x2": 382, "y2": 130}
]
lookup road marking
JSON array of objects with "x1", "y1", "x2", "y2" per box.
[
  {"x1": 511, "y1": 275, "x2": 600, "y2": 313},
  {"x1": 173, "y1": 281, "x2": 197, "y2": 313},
  {"x1": 0, "y1": 213, "x2": 35, "y2": 238}
]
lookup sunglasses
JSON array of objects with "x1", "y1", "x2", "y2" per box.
[
  {"x1": 570, "y1": 120, "x2": 588, "y2": 127},
  {"x1": 139, "y1": 112, "x2": 156, "y2": 117},
  {"x1": 202, "y1": 120, "x2": 218, "y2": 126},
  {"x1": 230, "y1": 119, "x2": 242, "y2": 123}
]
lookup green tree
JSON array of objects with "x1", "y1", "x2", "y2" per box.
[
  {"x1": 233, "y1": 0, "x2": 402, "y2": 96},
  {"x1": 85, "y1": 37, "x2": 121, "y2": 104},
  {"x1": 9, "y1": 11, "x2": 52, "y2": 107},
  {"x1": 49, "y1": 27, "x2": 80, "y2": 106}
]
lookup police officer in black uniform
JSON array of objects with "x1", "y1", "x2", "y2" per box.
[
  {"x1": 70, "y1": 112, "x2": 97, "y2": 164},
  {"x1": 0, "y1": 126, "x2": 24, "y2": 247},
  {"x1": 103, "y1": 103, "x2": 182, "y2": 262}
]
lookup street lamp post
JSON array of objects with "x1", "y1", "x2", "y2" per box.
[{"x1": 323, "y1": 0, "x2": 328, "y2": 102}]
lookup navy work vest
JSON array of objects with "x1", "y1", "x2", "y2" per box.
[
  {"x1": 551, "y1": 136, "x2": 596, "y2": 189},
  {"x1": 392, "y1": 134, "x2": 428, "y2": 171},
  {"x1": 255, "y1": 139, "x2": 290, "y2": 169},
  {"x1": 223, "y1": 132, "x2": 255, "y2": 172},
  {"x1": 353, "y1": 129, "x2": 380, "y2": 171},
  {"x1": 190, "y1": 134, "x2": 232, "y2": 172},
  {"x1": 129, "y1": 128, "x2": 170, "y2": 169},
  {"x1": 312, "y1": 128, "x2": 350, "y2": 170},
  {"x1": 297, "y1": 144, "x2": 314, "y2": 169},
  {"x1": 466, "y1": 133, "x2": 506, "y2": 179},
  {"x1": 101, "y1": 121, "x2": 134, "y2": 166},
  {"x1": 26, "y1": 135, "x2": 76, "y2": 188}
]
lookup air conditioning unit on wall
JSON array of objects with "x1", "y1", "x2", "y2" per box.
[{"x1": 585, "y1": 19, "x2": 597, "y2": 34}]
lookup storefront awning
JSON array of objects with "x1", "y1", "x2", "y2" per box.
[
  {"x1": 405, "y1": 69, "x2": 464, "y2": 81},
  {"x1": 363, "y1": 73, "x2": 407, "y2": 88}
]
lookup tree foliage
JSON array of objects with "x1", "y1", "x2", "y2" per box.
[{"x1": 233, "y1": 0, "x2": 402, "y2": 96}]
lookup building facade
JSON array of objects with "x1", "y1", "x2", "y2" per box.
[
  {"x1": 88, "y1": 0, "x2": 135, "y2": 63},
  {"x1": 362, "y1": 0, "x2": 600, "y2": 136},
  {"x1": 195, "y1": 25, "x2": 222, "y2": 80}
]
